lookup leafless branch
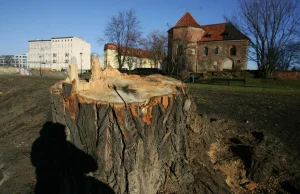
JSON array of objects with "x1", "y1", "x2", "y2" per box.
[{"x1": 141, "y1": 30, "x2": 168, "y2": 69}]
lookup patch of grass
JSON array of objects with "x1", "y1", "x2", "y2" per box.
[
  {"x1": 186, "y1": 82, "x2": 300, "y2": 94},
  {"x1": 245, "y1": 78, "x2": 300, "y2": 89},
  {"x1": 185, "y1": 75, "x2": 300, "y2": 94},
  {"x1": 189, "y1": 75, "x2": 300, "y2": 89}
]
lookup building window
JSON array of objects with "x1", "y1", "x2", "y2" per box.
[
  {"x1": 214, "y1": 47, "x2": 218, "y2": 55},
  {"x1": 205, "y1": 34, "x2": 212, "y2": 38},
  {"x1": 223, "y1": 32, "x2": 229, "y2": 37},
  {"x1": 204, "y1": 47, "x2": 208, "y2": 56},
  {"x1": 230, "y1": 46, "x2": 236, "y2": 56}
]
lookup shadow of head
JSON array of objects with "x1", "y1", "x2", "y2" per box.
[{"x1": 39, "y1": 121, "x2": 66, "y2": 141}]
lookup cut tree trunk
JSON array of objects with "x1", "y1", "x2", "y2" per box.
[{"x1": 50, "y1": 57, "x2": 202, "y2": 194}]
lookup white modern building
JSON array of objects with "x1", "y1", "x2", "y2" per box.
[
  {"x1": 0, "y1": 54, "x2": 28, "y2": 68},
  {"x1": 28, "y1": 36, "x2": 91, "y2": 71}
]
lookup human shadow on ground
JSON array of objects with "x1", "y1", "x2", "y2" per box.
[{"x1": 31, "y1": 121, "x2": 115, "y2": 194}]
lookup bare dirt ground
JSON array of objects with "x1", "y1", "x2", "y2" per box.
[
  {"x1": 190, "y1": 85, "x2": 300, "y2": 157},
  {"x1": 0, "y1": 75, "x2": 65, "y2": 193},
  {"x1": 0, "y1": 75, "x2": 300, "y2": 194},
  {"x1": 188, "y1": 85, "x2": 300, "y2": 193}
]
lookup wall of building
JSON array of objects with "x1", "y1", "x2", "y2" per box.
[
  {"x1": 105, "y1": 49, "x2": 118, "y2": 68},
  {"x1": 71, "y1": 37, "x2": 91, "y2": 71},
  {"x1": 275, "y1": 71, "x2": 300, "y2": 80},
  {"x1": 51, "y1": 38, "x2": 70, "y2": 70},
  {"x1": 172, "y1": 27, "x2": 205, "y2": 43},
  {"x1": 168, "y1": 27, "x2": 204, "y2": 67},
  {"x1": 14, "y1": 54, "x2": 28, "y2": 68},
  {"x1": 197, "y1": 40, "x2": 249, "y2": 71},
  {"x1": 104, "y1": 48, "x2": 160, "y2": 69},
  {"x1": 28, "y1": 40, "x2": 51, "y2": 68}
]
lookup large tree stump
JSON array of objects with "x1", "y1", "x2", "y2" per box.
[{"x1": 50, "y1": 56, "x2": 196, "y2": 194}]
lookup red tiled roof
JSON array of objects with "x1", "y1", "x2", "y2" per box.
[
  {"x1": 104, "y1": 43, "x2": 117, "y2": 50},
  {"x1": 170, "y1": 12, "x2": 249, "y2": 42},
  {"x1": 200, "y1": 23, "x2": 227, "y2": 42},
  {"x1": 199, "y1": 23, "x2": 249, "y2": 42},
  {"x1": 173, "y1": 12, "x2": 201, "y2": 28},
  {"x1": 104, "y1": 43, "x2": 150, "y2": 58}
]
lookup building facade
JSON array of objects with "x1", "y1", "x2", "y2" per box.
[
  {"x1": 0, "y1": 54, "x2": 28, "y2": 68},
  {"x1": 168, "y1": 12, "x2": 249, "y2": 73},
  {"x1": 28, "y1": 36, "x2": 91, "y2": 71},
  {"x1": 104, "y1": 43, "x2": 162, "y2": 70}
]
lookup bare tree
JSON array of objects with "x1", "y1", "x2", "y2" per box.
[
  {"x1": 103, "y1": 9, "x2": 142, "y2": 70},
  {"x1": 136, "y1": 58, "x2": 143, "y2": 68},
  {"x1": 276, "y1": 41, "x2": 300, "y2": 70},
  {"x1": 141, "y1": 30, "x2": 167, "y2": 69},
  {"x1": 227, "y1": 0, "x2": 300, "y2": 77},
  {"x1": 126, "y1": 55, "x2": 137, "y2": 70}
]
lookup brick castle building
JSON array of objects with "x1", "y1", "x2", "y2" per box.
[{"x1": 168, "y1": 12, "x2": 249, "y2": 73}]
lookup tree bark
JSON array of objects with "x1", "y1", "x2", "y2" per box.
[{"x1": 50, "y1": 57, "x2": 196, "y2": 194}]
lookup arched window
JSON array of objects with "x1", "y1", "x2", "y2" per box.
[
  {"x1": 204, "y1": 47, "x2": 208, "y2": 56},
  {"x1": 230, "y1": 46, "x2": 236, "y2": 56},
  {"x1": 214, "y1": 47, "x2": 219, "y2": 55}
]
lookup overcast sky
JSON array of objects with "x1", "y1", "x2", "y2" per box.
[{"x1": 0, "y1": 0, "x2": 256, "y2": 68}]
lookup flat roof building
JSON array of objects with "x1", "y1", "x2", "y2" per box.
[
  {"x1": 28, "y1": 36, "x2": 91, "y2": 71},
  {"x1": 0, "y1": 54, "x2": 28, "y2": 68}
]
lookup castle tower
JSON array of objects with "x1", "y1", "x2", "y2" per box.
[{"x1": 168, "y1": 12, "x2": 205, "y2": 73}]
